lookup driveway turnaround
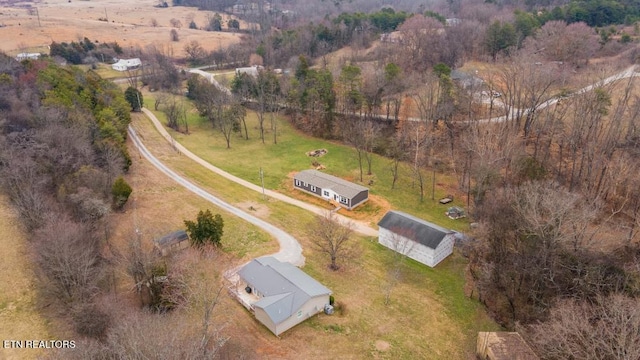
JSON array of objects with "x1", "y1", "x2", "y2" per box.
[{"x1": 128, "y1": 125, "x2": 305, "y2": 267}]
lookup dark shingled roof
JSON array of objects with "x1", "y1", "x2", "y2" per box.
[
  {"x1": 377, "y1": 211, "x2": 452, "y2": 249},
  {"x1": 154, "y1": 230, "x2": 189, "y2": 248},
  {"x1": 294, "y1": 169, "x2": 368, "y2": 199}
]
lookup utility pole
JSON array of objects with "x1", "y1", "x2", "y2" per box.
[
  {"x1": 260, "y1": 167, "x2": 266, "y2": 200},
  {"x1": 36, "y1": 7, "x2": 41, "y2": 27}
]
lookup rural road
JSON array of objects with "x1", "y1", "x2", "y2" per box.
[
  {"x1": 140, "y1": 108, "x2": 379, "y2": 238},
  {"x1": 478, "y1": 64, "x2": 639, "y2": 124},
  {"x1": 128, "y1": 124, "x2": 305, "y2": 267}
]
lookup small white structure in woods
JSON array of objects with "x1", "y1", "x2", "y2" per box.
[
  {"x1": 235, "y1": 256, "x2": 332, "y2": 336},
  {"x1": 111, "y1": 58, "x2": 142, "y2": 71},
  {"x1": 377, "y1": 211, "x2": 455, "y2": 268}
]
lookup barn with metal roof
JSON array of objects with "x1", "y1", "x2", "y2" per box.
[{"x1": 377, "y1": 211, "x2": 455, "y2": 267}]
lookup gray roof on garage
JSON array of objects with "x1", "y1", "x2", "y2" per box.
[
  {"x1": 377, "y1": 211, "x2": 453, "y2": 249},
  {"x1": 238, "y1": 256, "x2": 331, "y2": 325},
  {"x1": 294, "y1": 169, "x2": 368, "y2": 199}
]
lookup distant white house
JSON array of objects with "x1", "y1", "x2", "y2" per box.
[
  {"x1": 235, "y1": 65, "x2": 263, "y2": 77},
  {"x1": 234, "y1": 256, "x2": 332, "y2": 336},
  {"x1": 111, "y1": 58, "x2": 142, "y2": 71},
  {"x1": 377, "y1": 211, "x2": 455, "y2": 267},
  {"x1": 15, "y1": 53, "x2": 41, "y2": 61}
]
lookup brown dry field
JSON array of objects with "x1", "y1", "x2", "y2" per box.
[
  {"x1": 0, "y1": 194, "x2": 50, "y2": 360},
  {"x1": 0, "y1": 0, "x2": 245, "y2": 56}
]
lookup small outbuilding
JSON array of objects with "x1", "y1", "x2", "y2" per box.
[
  {"x1": 153, "y1": 230, "x2": 189, "y2": 256},
  {"x1": 234, "y1": 256, "x2": 332, "y2": 336},
  {"x1": 293, "y1": 169, "x2": 369, "y2": 210},
  {"x1": 377, "y1": 211, "x2": 455, "y2": 267},
  {"x1": 476, "y1": 332, "x2": 539, "y2": 360}
]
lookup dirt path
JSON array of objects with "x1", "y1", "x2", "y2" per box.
[{"x1": 140, "y1": 108, "x2": 379, "y2": 238}]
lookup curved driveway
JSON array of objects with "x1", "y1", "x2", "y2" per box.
[
  {"x1": 140, "y1": 108, "x2": 378, "y2": 237},
  {"x1": 128, "y1": 125, "x2": 305, "y2": 266}
]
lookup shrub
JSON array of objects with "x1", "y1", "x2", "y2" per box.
[
  {"x1": 72, "y1": 303, "x2": 110, "y2": 339},
  {"x1": 111, "y1": 176, "x2": 132, "y2": 210},
  {"x1": 184, "y1": 209, "x2": 224, "y2": 247},
  {"x1": 124, "y1": 87, "x2": 143, "y2": 112}
]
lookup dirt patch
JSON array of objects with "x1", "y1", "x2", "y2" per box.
[
  {"x1": 236, "y1": 201, "x2": 270, "y2": 219},
  {"x1": 0, "y1": 0, "x2": 245, "y2": 55},
  {"x1": 306, "y1": 148, "x2": 328, "y2": 157},
  {"x1": 375, "y1": 340, "x2": 391, "y2": 352}
]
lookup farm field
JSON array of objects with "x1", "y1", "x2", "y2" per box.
[
  {"x1": 0, "y1": 0, "x2": 244, "y2": 56},
  {"x1": 128, "y1": 109, "x2": 500, "y2": 358}
]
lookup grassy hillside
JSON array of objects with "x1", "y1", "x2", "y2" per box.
[
  {"x1": 146, "y1": 92, "x2": 470, "y2": 231},
  {"x1": 130, "y1": 95, "x2": 499, "y2": 358}
]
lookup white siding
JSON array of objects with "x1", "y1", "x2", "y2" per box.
[
  {"x1": 255, "y1": 295, "x2": 330, "y2": 336},
  {"x1": 378, "y1": 227, "x2": 453, "y2": 268},
  {"x1": 274, "y1": 295, "x2": 329, "y2": 335}
]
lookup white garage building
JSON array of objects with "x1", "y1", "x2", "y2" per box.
[{"x1": 377, "y1": 211, "x2": 455, "y2": 268}]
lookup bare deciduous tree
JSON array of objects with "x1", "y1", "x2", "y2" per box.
[
  {"x1": 35, "y1": 218, "x2": 104, "y2": 304},
  {"x1": 526, "y1": 294, "x2": 640, "y2": 360},
  {"x1": 309, "y1": 212, "x2": 355, "y2": 271},
  {"x1": 383, "y1": 229, "x2": 415, "y2": 305}
]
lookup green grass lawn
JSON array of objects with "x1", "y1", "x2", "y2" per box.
[
  {"x1": 133, "y1": 93, "x2": 499, "y2": 358},
  {"x1": 144, "y1": 91, "x2": 470, "y2": 231}
]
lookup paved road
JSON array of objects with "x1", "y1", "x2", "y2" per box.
[
  {"x1": 477, "y1": 65, "x2": 639, "y2": 124},
  {"x1": 188, "y1": 64, "x2": 638, "y2": 126},
  {"x1": 140, "y1": 108, "x2": 378, "y2": 238},
  {"x1": 128, "y1": 124, "x2": 305, "y2": 266},
  {"x1": 187, "y1": 69, "x2": 232, "y2": 96}
]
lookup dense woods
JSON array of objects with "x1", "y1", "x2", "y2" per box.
[{"x1": 0, "y1": 56, "x2": 131, "y2": 337}]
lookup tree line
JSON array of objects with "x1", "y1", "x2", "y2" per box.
[{"x1": 0, "y1": 55, "x2": 132, "y2": 338}]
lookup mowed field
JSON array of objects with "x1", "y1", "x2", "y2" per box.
[
  {"x1": 127, "y1": 104, "x2": 499, "y2": 358},
  {"x1": 0, "y1": 0, "x2": 245, "y2": 56},
  {"x1": 0, "y1": 195, "x2": 50, "y2": 360}
]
